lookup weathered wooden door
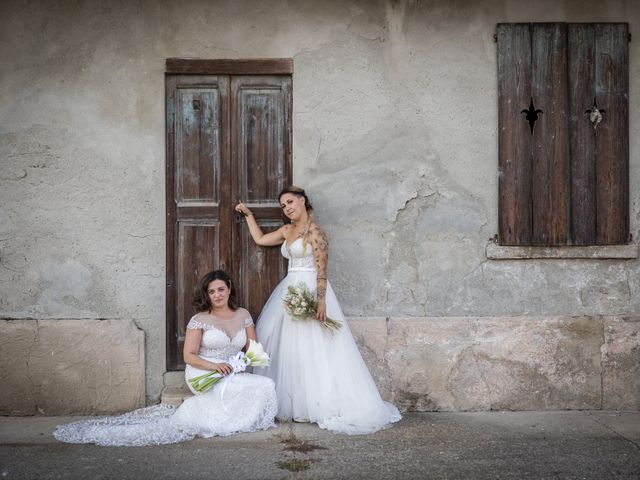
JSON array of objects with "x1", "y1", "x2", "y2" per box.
[{"x1": 166, "y1": 60, "x2": 292, "y2": 370}]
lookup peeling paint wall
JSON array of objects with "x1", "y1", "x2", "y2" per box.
[{"x1": 1, "y1": 0, "x2": 639, "y2": 409}]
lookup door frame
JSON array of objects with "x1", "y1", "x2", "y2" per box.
[{"x1": 165, "y1": 58, "x2": 294, "y2": 370}]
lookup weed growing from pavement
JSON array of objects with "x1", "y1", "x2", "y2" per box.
[
  {"x1": 279, "y1": 432, "x2": 327, "y2": 453},
  {"x1": 276, "y1": 458, "x2": 314, "y2": 472}
]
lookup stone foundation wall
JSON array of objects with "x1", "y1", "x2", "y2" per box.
[
  {"x1": 0, "y1": 319, "x2": 145, "y2": 415},
  {"x1": 3, "y1": 316, "x2": 637, "y2": 415},
  {"x1": 349, "y1": 316, "x2": 640, "y2": 412}
]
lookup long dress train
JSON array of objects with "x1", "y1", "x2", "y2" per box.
[{"x1": 254, "y1": 238, "x2": 401, "y2": 435}]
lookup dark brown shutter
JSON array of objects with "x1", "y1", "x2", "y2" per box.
[
  {"x1": 498, "y1": 23, "x2": 628, "y2": 246},
  {"x1": 498, "y1": 23, "x2": 533, "y2": 245},
  {"x1": 569, "y1": 23, "x2": 629, "y2": 245},
  {"x1": 498, "y1": 23, "x2": 569, "y2": 245},
  {"x1": 568, "y1": 24, "x2": 598, "y2": 244},
  {"x1": 530, "y1": 23, "x2": 570, "y2": 245}
]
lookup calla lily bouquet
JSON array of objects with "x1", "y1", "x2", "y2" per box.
[
  {"x1": 188, "y1": 339, "x2": 270, "y2": 393},
  {"x1": 283, "y1": 282, "x2": 342, "y2": 333}
]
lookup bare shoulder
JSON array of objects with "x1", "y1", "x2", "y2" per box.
[
  {"x1": 309, "y1": 223, "x2": 328, "y2": 239},
  {"x1": 280, "y1": 224, "x2": 292, "y2": 238},
  {"x1": 309, "y1": 223, "x2": 329, "y2": 250}
]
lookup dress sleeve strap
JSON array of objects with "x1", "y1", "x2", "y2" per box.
[
  {"x1": 244, "y1": 311, "x2": 254, "y2": 327},
  {"x1": 186, "y1": 315, "x2": 203, "y2": 330}
]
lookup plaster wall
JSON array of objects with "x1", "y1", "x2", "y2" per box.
[{"x1": 1, "y1": 0, "x2": 638, "y2": 408}]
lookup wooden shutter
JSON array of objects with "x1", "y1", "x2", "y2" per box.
[
  {"x1": 498, "y1": 23, "x2": 570, "y2": 246},
  {"x1": 498, "y1": 23, "x2": 629, "y2": 246},
  {"x1": 569, "y1": 23, "x2": 629, "y2": 245},
  {"x1": 498, "y1": 23, "x2": 533, "y2": 245}
]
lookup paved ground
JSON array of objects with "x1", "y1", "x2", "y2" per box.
[{"x1": 0, "y1": 411, "x2": 639, "y2": 479}]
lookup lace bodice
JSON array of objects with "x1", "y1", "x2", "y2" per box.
[
  {"x1": 282, "y1": 238, "x2": 316, "y2": 271},
  {"x1": 187, "y1": 309, "x2": 253, "y2": 360}
]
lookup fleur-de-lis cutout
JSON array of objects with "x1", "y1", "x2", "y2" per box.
[
  {"x1": 584, "y1": 98, "x2": 605, "y2": 129},
  {"x1": 521, "y1": 97, "x2": 543, "y2": 135}
]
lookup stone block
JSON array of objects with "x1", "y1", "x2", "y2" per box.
[
  {"x1": 347, "y1": 317, "x2": 392, "y2": 401},
  {"x1": 458, "y1": 317, "x2": 603, "y2": 410},
  {"x1": 160, "y1": 387, "x2": 192, "y2": 407},
  {"x1": 0, "y1": 319, "x2": 145, "y2": 415},
  {"x1": 163, "y1": 370, "x2": 187, "y2": 390},
  {"x1": 386, "y1": 316, "x2": 604, "y2": 412},
  {"x1": 0, "y1": 321, "x2": 37, "y2": 415},
  {"x1": 387, "y1": 317, "x2": 472, "y2": 411},
  {"x1": 602, "y1": 316, "x2": 640, "y2": 409}
]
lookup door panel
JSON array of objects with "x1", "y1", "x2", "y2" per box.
[
  {"x1": 233, "y1": 76, "x2": 290, "y2": 202},
  {"x1": 166, "y1": 75, "x2": 231, "y2": 370},
  {"x1": 176, "y1": 223, "x2": 220, "y2": 357},
  {"x1": 236, "y1": 221, "x2": 288, "y2": 319},
  {"x1": 176, "y1": 88, "x2": 220, "y2": 203},
  {"x1": 230, "y1": 75, "x2": 292, "y2": 320}
]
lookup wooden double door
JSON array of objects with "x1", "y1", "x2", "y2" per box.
[{"x1": 165, "y1": 60, "x2": 292, "y2": 369}]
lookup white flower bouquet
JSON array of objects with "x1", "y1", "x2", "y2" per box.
[
  {"x1": 188, "y1": 339, "x2": 270, "y2": 393},
  {"x1": 283, "y1": 282, "x2": 342, "y2": 333}
]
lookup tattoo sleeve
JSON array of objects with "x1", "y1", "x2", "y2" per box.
[{"x1": 310, "y1": 225, "x2": 329, "y2": 301}]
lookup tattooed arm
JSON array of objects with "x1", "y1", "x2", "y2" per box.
[{"x1": 310, "y1": 224, "x2": 329, "y2": 321}]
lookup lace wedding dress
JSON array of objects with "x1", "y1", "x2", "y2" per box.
[
  {"x1": 254, "y1": 238, "x2": 401, "y2": 435},
  {"x1": 54, "y1": 309, "x2": 277, "y2": 446}
]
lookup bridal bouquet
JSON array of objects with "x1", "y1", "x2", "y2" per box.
[
  {"x1": 283, "y1": 282, "x2": 342, "y2": 333},
  {"x1": 188, "y1": 339, "x2": 270, "y2": 393}
]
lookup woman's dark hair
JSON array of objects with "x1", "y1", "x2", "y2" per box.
[
  {"x1": 193, "y1": 270, "x2": 238, "y2": 312},
  {"x1": 278, "y1": 186, "x2": 313, "y2": 223}
]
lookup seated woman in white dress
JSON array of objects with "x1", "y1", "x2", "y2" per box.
[
  {"x1": 235, "y1": 186, "x2": 401, "y2": 435},
  {"x1": 53, "y1": 270, "x2": 277, "y2": 446}
]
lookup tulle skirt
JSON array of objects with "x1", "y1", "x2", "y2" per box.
[
  {"x1": 254, "y1": 269, "x2": 401, "y2": 435},
  {"x1": 54, "y1": 360, "x2": 277, "y2": 446}
]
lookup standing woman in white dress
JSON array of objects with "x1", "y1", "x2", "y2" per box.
[{"x1": 235, "y1": 186, "x2": 400, "y2": 435}]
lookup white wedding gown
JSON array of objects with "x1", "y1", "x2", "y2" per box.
[
  {"x1": 54, "y1": 309, "x2": 277, "y2": 446},
  {"x1": 254, "y1": 238, "x2": 401, "y2": 435}
]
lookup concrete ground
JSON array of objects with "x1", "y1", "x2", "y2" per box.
[{"x1": 0, "y1": 411, "x2": 638, "y2": 480}]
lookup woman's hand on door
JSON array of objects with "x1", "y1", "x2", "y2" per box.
[{"x1": 235, "y1": 202, "x2": 286, "y2": 246}]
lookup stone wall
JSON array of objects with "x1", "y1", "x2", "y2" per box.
[{"x1": 1, "y1": 0, "x2": 639, "y2": 410}]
